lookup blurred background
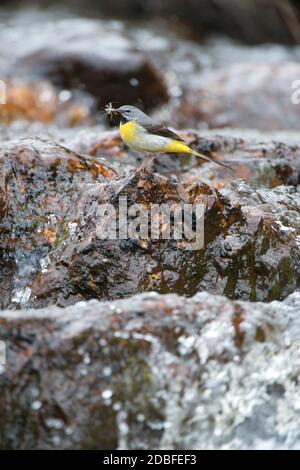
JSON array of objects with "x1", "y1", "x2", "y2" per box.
[
  {"x1": 1, "y1": 0, "x2": 300, "y2": 133},
  {"x1": 4, "y1": 0, "x2": 300, "y2": 44}
]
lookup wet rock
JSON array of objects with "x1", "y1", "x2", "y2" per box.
[
  {"x1": 5, "y1": 19, "x2": 168, "y2": 111},
  {"x1": 1, "y1": 137, "x2": 299, "y2": 309},
  {"x1": 176, "y1": 63, "x2": 300, "y2": 131},
  {"x1": 179, "y1": 131, "x2": 300, "y2": 189},
  {"x1": 1, "y1": 290, "x2": 300, "y2": 449},
  {"x1": 29, "y1": 177, "x2": 300, "y2": 306},
  {"x1": 0, "y1": 138, "x2": 117, "y2": 309}
]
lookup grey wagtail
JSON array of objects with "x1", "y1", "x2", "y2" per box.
[{"x1": 105, "y1": 103, "x2": 233, "y2": 173}]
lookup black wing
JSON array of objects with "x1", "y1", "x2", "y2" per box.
[{"x1": 144, "y1": 123, "x2": 185, "y2": 142}]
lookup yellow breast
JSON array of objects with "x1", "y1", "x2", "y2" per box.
[{"x1": 119, "y1": 121, "x2": 138, "y2": 146}]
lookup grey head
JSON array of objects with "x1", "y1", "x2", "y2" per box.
[{"x1": 116, "y1": 105, "x2": 154, "y2": 125}]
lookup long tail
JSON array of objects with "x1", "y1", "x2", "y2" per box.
[
  {"x1": 167, "y1": 140, "x2": 234, "y2": 171},
  {"x1": 192, "y1": 149, "x2": 233, "y2": 171}
]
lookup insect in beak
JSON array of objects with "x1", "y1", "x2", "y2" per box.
[{"x1": 105, "y1": 102, "x2": 121, "y2": 123}]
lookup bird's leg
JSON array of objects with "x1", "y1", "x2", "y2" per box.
[
  {"x1": 106, "y1": 153, "x2": 158, "y2": 202},
  {"x1": 134, "y1": 153, "x2": 158, "y2": 175}
]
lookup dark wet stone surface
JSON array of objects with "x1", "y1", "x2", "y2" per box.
[
  {"x1": 0, "y1": 138, "x2": 117, "y2": 309},
  {"x1": 0, "y1": 136, "x2": 299, "y2": 309}
]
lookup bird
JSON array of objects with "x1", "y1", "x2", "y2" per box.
[{"x1": 105, "y1": 103, "x2": 233, "y2": 174}]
